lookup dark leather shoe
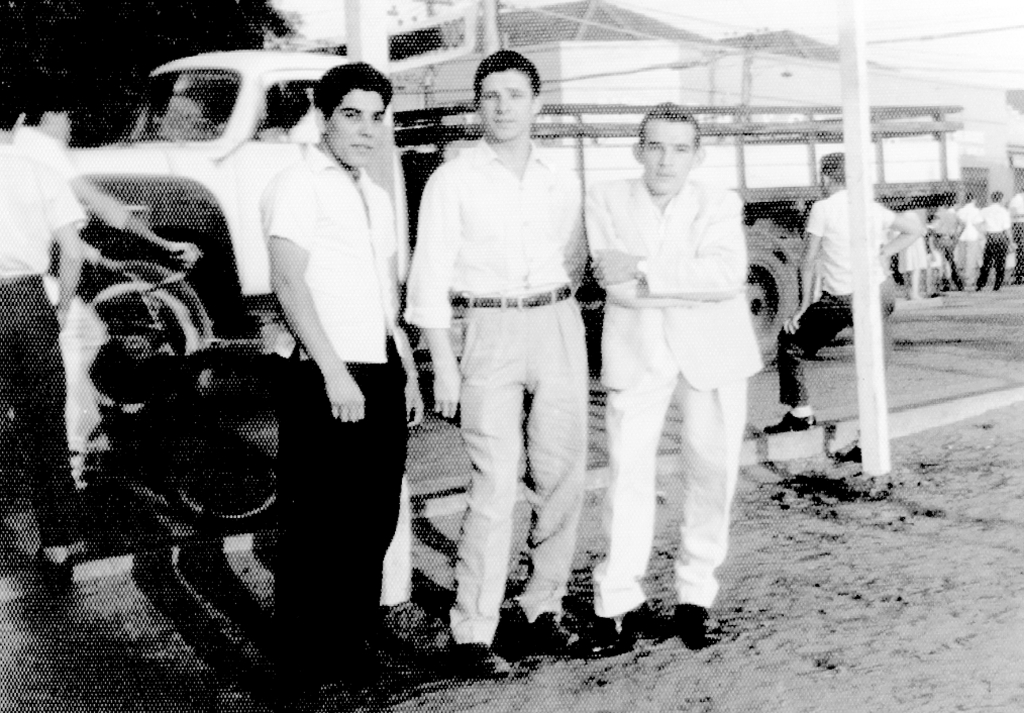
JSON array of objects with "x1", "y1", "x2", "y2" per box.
[
  {"x1": 577, "y1": 603, "x2": 671, "y2": 658},
  {"x1": 451, "y1": 643, "x2": 512, "y2": 678},
  {"x1": 528, "y1": 612, "x2": 580, "y2": 655},
  {"x1": 674, "y1": 604, "x2": 714, "y2": 650},
  {"x1": 764, "y1": 412, "x2": 817, "y2": 434}
]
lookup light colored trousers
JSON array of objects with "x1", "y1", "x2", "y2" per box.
[
  {"x1": 59, "y1": 297, "x2": 104, "y2": 455},
  {"x1": 594, "y1": 368, "x2": 748, "y2": 617},
  {"x1": 450, "y1": 298, "x2": 588, "y2": 645}
]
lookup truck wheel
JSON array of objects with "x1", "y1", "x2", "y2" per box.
[
  {"x1": 89, "y1": 279, "x2": 213, "y2": 407},
  {"x1": 746, "y1": 222, "x2": 801, "y2": 364}
]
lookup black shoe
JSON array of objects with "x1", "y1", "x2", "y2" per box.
[
  {"x1": 576, "y1": 603, "x2": 667, "y2": 658},
  {"x1": 527, "y1": 612, "x2": 580, "y2": 656},
  {"x1": 763, "y1": 412, "x2": 817, "y2": 435},
  {"x1": 450, "y1": 643, "x2": 512, "y2": 678},
  {"x1": 674, "y1": 604, "x2": 714, "y2": 650}
]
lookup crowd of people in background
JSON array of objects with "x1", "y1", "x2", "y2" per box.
[{"x1": 895, "y1": 189, "x2": 1024, "y2": 298}]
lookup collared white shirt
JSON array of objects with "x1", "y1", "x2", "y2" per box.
[
  {"x1": 805, "y1": 189, "x2": 896, "y2": 295},
  {"x1": 405, "y1": 140, "x2": 582, "y2": 329},
  {"x1": 261, "y1": 145, "x2": 398, "y2": 364},
  {"x1": 980, "y1": 203, "x2": 1011, "y2": 234},
  {"x1": 957, "y1": 202, "x2": 983, "y2": 243},
  {"x1": 586, "y1": 178, "x2": 748, "y2": 307},
  {"x1": 0, "y1": 147, "x2": 86, "y2": 279},
  {"x1": 12, "y1": 126, "x2": 79, "y2": 183}
]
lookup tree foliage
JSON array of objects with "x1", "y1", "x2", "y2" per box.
[{"x1": 1, "y1": 0, "x2": 294, "y2": 145}]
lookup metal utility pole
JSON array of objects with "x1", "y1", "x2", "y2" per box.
[
  {"x1": 345, "y1": 0, "x2": 389, "y2": 69},
  {"x1": 482, "y1": 0, "x2": 501, "y2": 54},
  {"x1": 837, "y1": 0, "x2": 892, "y2": 476},
  {"x1": 740, "y1": 38, "x2": 753, "y2": 105}
]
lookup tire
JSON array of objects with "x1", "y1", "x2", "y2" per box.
[
  {"x1": 745, "y1": 221, "x2": 802, "y2": 364},
  {"x1": 89, "y1": 279, "x2": 212, "y2": 406}
]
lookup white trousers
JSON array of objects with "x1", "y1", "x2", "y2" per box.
[
  {"x1": 380, "y1": 476, "x2": 412, "y2": 606},
  {"x1": 594, "y1": 368, "x2": 748, "y2": 617},
  {"x1": 449, "y1": 299, "x2": 589, "y2": 645}
]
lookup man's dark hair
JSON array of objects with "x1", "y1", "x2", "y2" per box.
[
  {"x1": 313, "y1": 62, "x2": 393, "y2": 118},
  {"x1": 473, "y1": 50, "x2": 542, "y2": 103},
  {"x1": 820, "y1": 152, "x2": 846, "y2": 184},
  {"x1": 0, "y1": 74, "x2": 24, "y2": 131},
  {"x1": 991, "y1": 191, "x2": 1003, "y2": 203},
  {"x1": 638, "y1": 103, "x2": 700, "y2": 147}
]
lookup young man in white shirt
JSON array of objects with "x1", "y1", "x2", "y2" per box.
[
  {"x1": 580, "y1": 103, "x2": 763, "y2": 656},
  {"x1": 0, "y1": 90, "x2": 87, "y2": 580},
  {"x1": 764, "y1": 153, "x2": 925, "y2": 434},
  {"x1": 955, "y1": 195, "x2": 985, "y2": 289},
  {"x1": 977, "y1": 191, "x2": 1012, "y2": 291},
  {"x1": 405, "y1": 50, "x2": 588, "y2": 673},
  {"x1": 261, "y1": 63, "x2": 423, "y2": 706}
]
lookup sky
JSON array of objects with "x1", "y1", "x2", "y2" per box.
[{"x1": 273, "y1": 0, "x2": 1024, "y2": 91}]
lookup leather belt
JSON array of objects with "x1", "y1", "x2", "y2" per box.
[{"x1": 452, "y1": 285, "x2": 572, "y2": 310}]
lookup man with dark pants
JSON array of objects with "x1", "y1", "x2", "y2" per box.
[
  {"x1": 262, "y1": 63, "x2": 422, "y2": 708},
  {"x1": 765, "y1": 153, "x2": 925, "y2": 434},
  {"x1": 0, "y1": 86, "x2": 86, "y2": 577},
  {"x1": 976, "y1": 191, "x2": 1011, "y2": 291},
  {"x1": 406, "y1": 50, "x2": 589, "y2": 673}
]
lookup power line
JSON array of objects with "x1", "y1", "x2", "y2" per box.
[{"x1": 868, "y1": 24, "x2": 1024, "y2": 44}]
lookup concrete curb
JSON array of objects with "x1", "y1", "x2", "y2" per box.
[{"x1": 34, "y1": 383, "x2": 1024, "y2": 588}]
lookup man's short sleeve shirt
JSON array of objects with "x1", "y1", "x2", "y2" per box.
[
  {"x1": 980, "y1": 204, "x2": 1011, "y2": 234},
  {"x1": 261, "y1": 146, "x2": 397, "y2": 364},
  {"x1": 804, "y1": 189, "x2": 896, "y2": 295},
  {"x1": 0, "y1": 148, "x2": 86, "y2": 278}
]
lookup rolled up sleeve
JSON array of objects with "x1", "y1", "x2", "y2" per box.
[{"x1": 404, "y1": 168, "x2": 462, "y2": 329}]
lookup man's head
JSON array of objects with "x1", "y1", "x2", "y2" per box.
[
  {"x1": 0, "y1": 75, "x2": 24, "y2": 132},
  {"x1": 820, "y1": 152, "x2": 846, "y2": 192},
  {"x1": 157, "y1": 95, "x2": 206, "y2": 141},
  {"x1": 633, "y1": 103, "x2": 702, "y2": 200},
  {"x1": 473, "y1": 50, "x2": 542, "y2": 145},
  {"x1": 991, "y1": 191, "x2": 1003, "y2": 204},
  {"x1": 314, "y1": 62, "x2": 392, "y2": 170}
]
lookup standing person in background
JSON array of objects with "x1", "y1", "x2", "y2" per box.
[
  {"x1": 764, "y1": 153, "x2": 926, "y2": 434},
  {"x1": 896, "y1": 207, "x2": 929, "y2": 300},
  {"x1": 580, "y1": 103, "x2": 762, "y2": 656},
  {"x1": 262, "y1": 63, "x2": 423, "y2": 708},
  {"x1": 977, "y1": 191, "x2": 1011, "y2": 291},
  {"x1": 12, "y1": 105, "x2": 201, "y2": 460},
  {"x1": 0, "y1": 88, "x2": 86, "y2": 580},
  {"x1": 1006, "y1": 189, "x2": 1024, "y2": 285},
  {"x1": 955, "y1": 195, "x2": 985, "y2": 290},
  {"x1": 405, "y1": 49, "x2": 589, "y2": 675},
  {"x1": 929, "y1": 201, "x2": 963, "y2": 292}
]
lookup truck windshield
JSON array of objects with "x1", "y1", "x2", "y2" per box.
[{"x1": 128, "y1": 69, "x2": 240, "y2": 143}]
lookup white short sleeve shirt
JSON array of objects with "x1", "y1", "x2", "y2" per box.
[
  {"x1": 261, "y1": 146, "x2": 398, "y2": 364},
  {"x1": 804, "y1": 189, "x2": 896, "y2": 295},
  {"x1": 980, "y1": 203, "x2": 1011, "y2": 234},
  {"x1": 0, "y1": 148, "x2": 86, "y2": 279}
]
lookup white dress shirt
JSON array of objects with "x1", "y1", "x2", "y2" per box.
[
  {"x1": 957, "y1": 203, "x2": 983, "y2": 243},
  {"x1": 261, "y1": 146, "x2": 398, "y2": 364},
  {"x1": 980, "y1": 203, "x2": 1011, "y2": 234},
  {"x1": 0, "y1": 147, "x2": 86, "y2": 279},
  {"x1": 804, "y1": 189, "x2": 896, "y2": 295},
  {"x1": 405, "y1": 140, "x2": 582, "y2": 329}
]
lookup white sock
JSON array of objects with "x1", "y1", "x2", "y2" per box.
[{"x1": 791, "y1": 406, "x2": 814, "y2": 419}]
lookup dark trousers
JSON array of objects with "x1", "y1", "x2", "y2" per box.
[
  {"x1": 937, "y1": 244, "x2": 963, "y2": 291},
  {"x1": 274, "y1": 339, "x2": 407, "y2": 698},
  {"x1": 777, "y1": 290, "x2": 894, "y2": 408},
  {"x1": 0, "y1": 275, "x2": 77, "y2": 548},
  {"x1": 977, "y1": 232, "x2": 1010, "y2": 291},
  {"x1": 1013, "y1": 224, "x2": 1024, "y2": 284}
]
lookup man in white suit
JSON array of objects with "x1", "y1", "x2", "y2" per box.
[{"x1": 581, "y1": 103, "x2": 762, "y2": 656}]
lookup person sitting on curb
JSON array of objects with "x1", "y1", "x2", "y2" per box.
[{"x1": 764, "y1": 153, "x2": 926, "y2": 434}]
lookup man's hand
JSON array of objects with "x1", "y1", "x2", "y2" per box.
[
  {"x1": 783, "y1": 306, "x2": 807, "y2": 334},
  {"x1": 593, "y1": 249, "x2": 642, "y2": 286},
  {"x1": 323, "y1": 365, "x2": 365, "y2": 422},
  {"x1": 406, "y1": 375, "x2": 425, "y2": 427},
  {"x1": 432, "y1": 360, "x2": 461, "y2": 420},
  {"x1": 166, "y1": 241, "x2": 203, "y2": 268}
]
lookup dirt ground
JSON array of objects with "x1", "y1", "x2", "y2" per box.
[{"x1": 348, "y1": 399, "x2": 1024, "y2": 713}]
